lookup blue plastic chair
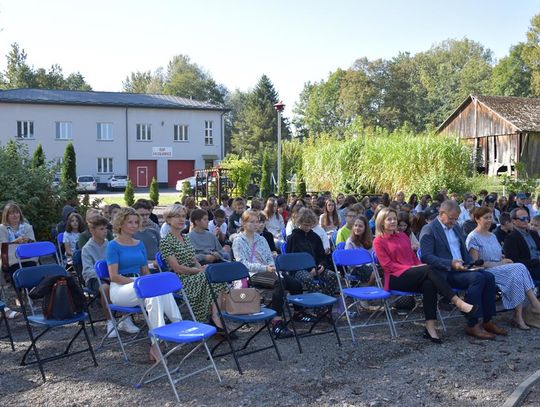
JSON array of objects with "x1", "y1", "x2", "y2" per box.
[
  {"x1": 13, "y1": 264, "x2": 97, "y2": 381},
  {"x1": 281, "y1": 228, "x2": 287, "y2": 240},
  {"x1": 155, "y1": 252, "x2": 169, "y2": 272},
  {"x1": 205, "y1": 261, "x2": 282, "y2": 375},
  {"x1": 332, "y1": 249, "x2": 396, "y2": 340},
  {"x1": 336, "y1": 242, "x2": 346, "y2": 250},
  {"x1": 280, "y1": 241, "x2": 287, "y2": 254},
  {"x1": 274, "y1": 253, "x2": 342, "y2": 349},
  {"x1": 94, "y1": 260, "x2": 144, "y2": 362},
  {"x1": 56, "y1": 232, "x2": 67, "y2": 266},
  {"x1": 0, "y1": 299, "x2": 15, "y2": 351},
  {"x1": 133, "y1": 272, "x2": 221, "y2": 402}
]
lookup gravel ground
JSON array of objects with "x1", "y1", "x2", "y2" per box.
[{"x1": 2, "y1": 299, "x2": 540, "y2": 407}]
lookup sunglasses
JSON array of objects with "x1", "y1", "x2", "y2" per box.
[{"x1": 514, "y1": 216, "x2": 530, "y2": 222}]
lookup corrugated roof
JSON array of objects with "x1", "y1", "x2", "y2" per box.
[
  {"x1": 439, "y1": 94, "x2": 540, "y2": 133},
  {"x1": 0, "y1": 88, "x2": 228, "y2": 111}
]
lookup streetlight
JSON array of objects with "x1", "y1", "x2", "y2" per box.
[{"x1": 274, "y1": 101, "x2": 285, "y2": 194}]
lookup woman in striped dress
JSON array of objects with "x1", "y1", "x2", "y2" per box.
[{"x1": 466, "y1": 207, "x2": 540, "y2": 330}]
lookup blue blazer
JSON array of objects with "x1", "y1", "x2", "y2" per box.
[{"x1": 419, "y1": 218, "x2": 473, "y2": 272}]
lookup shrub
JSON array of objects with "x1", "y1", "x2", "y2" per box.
[
  {"x1": 181, "y1": 180, "x2": 192, "y2": 201},
  {"x1": 60, "y1": 142, "x2": 77, "y2": 201},
  {"x1": 124, "y1": 179, "x2": 135, "y2": 206},
  {"x1": 0, "y1": 140, "x2": 61, "y2": 240},
  {"x1": 260, "y1": 149, "x2": 271, "y2": 198},
  {"x1": 149, "y1": 177, "x2": 159, "y2": 205},
  {"x1": 221, "y1": 154, "x2": 254, "y2": 197}
]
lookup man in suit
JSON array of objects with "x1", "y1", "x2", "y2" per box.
[
  {"x1": 420, "y1": 200, "x2": 505, "y2": 340},
  {"x1": 503, "y1": 208, "x2": 540, "y2": 281}
]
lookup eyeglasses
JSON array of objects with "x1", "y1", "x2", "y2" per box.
[{"x1": 514, "y1": 216, "x2": 530, "y2": 222}]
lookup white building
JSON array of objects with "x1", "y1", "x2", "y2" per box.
[{"x1": 0, "y1": 88, "x2": 228, "y2": 188}]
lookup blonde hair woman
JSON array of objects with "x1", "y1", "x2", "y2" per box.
[{"x1": 373, "y1": 207, "x2": 475, "y2": 343}]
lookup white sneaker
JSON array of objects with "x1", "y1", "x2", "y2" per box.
[
  {"x1": 106, "y1": 320, "x2": 118, "y2": 338},
  {"x1": 118, "y1": 317, "x2": 140, "y2": 334}
]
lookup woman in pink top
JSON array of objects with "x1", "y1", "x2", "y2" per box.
[{"x1": 373, "y1": 207, "x2": 475, "y2": 343}]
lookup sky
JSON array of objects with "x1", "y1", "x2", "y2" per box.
[{"x1": 0, "y1": 0, "x2": 539, "y2": 116}]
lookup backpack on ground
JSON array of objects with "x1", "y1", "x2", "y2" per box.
[{"x1": 29, "y1": 274, "x2": 86, "y2": 320}]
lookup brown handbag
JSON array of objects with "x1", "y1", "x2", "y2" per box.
[{"x1": 218, "y1": 288, "x2": 261, "y2": 315}]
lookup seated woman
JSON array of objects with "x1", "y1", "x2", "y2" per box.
[
  {"x1": 107, "y1": 207, "x2": 181, "y2": 362},
  {"x1": 63, "y1": 212, "x2": 86, "y2": 263},
  {"x1": 0, "y1": 202, "x2": 36, "y2": 318},
  {"x1": 396, "y1": 211, "x2": 419, "y2": 251},
  {"x1": 160, "y1": 205, "x2": 228, "y2": 333},
  {"x1": 232, "y1": 210, "x2": 298, "y2": 336},
  {"x1": 286, "y1": 208, "x2": 338, "y2": 296},
  {"x1": 263, "y1": 199, "x2": 285, "y2": 243},
  {"x1": 319, "y1": 199, "x2": 340, "y2": 234},
  {"x1": 345, "y1": 215, "x2": 376, "y2": 284},
  {"x1": 466, "y1": 207, "x2": 540, "y2": 330},
  {"x1": 257, "y1": 212, "x2": 278, "y2": 257},
  {"x1": 187, "y1": 209, "x2": 230, "y2": 265},
  {"x1": 373, "y1": 207, "x2": 475, "y2": 343}
]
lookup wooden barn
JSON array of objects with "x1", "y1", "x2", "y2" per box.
[{"x1": 437, "y1": 94, "x2": 540, "y2": 176}]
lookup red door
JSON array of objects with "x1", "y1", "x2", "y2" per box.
[
  {"x1": 128, "y1": 160, "x2": 156, "y2": 188},
  {"x1": 167, "y1": 160, "x2": 195, "y2": 188}
]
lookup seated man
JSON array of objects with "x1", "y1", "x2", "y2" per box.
[
  {"x1": 420, "y1": 200, "x2": 505, "y2": 340},
  {"x1": 208, "y1": 208, "x2": 229, "y2": 247},
  {"x1": 81, "y1": 215, "x2": 139, "y2": 336},
  {"x1": 188, "y1": 209, "x2": 230, "y2": 265},
  {"x1": 503, "y1": 208, "x2": 540, "y2": 281},
  {"x1": 335, "y1": 207, "x2": 357, "y2": 245},
  {"x1": 493, "y1": 212, "x2": 513, "y2": 245}
]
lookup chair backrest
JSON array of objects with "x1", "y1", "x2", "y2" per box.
[
  {"x1": 336, "y1": 242, "x2": 346, "y2": 250},
  {"x1": 275, "y1": 252, "x2": 316, "y2": 273},
  {"x1": 94, "y1": 260, "x2": 110, "y2": 279},
  {"x1": 416, "y1": 248, "x2": 422, "y2": 260},
  {"x1": 16, "y1": 241, "x2": 57, "y2": 259},
  {"x1": 330, "y1": 231, "x2": 338, "y2": 244},
  {"x1": 134, "y1": 272, "x2": 182, "y2": 299},
  {"x1": 280, "y1": 241, "x2": 287, "y2": 254},
  {"x1": 281, "y1": 228, "x2": 286, "y2": 240},
  {"x1": 13, "y1": 264, "x2": 67, "y2": 289},
  {"x1": 72, "y1": 249, "x2": 83, "y2": 266},
  {"x1": 372, "y1": 251, "x2": 379, "y2": 264},
  {"x1": 155, "y1": 252, "x2": 169, "y2": 272},
  {"x1": 206, "y1": 261, "x2": 249, "y2": 284},
  {"x1": 57, "y1": 232, "x2": 64, "y2": 244},
  {"x1": 332, "y1": 248, "x2": 372, "y2": 267}
]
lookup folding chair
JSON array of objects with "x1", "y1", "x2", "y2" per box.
[
  {"x1": 0, "y1": 298, "x2": 15, "y2": 351},
  {"x1": 205, "y1": 261, "x2": 282, "y2": 374},
  {"x1": 72, "y1": 249, "x2": 101, "y2": 335},
  {"x1": 274, "y1": 252, "x2": 342, "y2": 349},
  {"x1": 332, "y1": 248, "x2": 396, "y2": 340},
  {"x1": 94, "y1": 260, "x2": 145, "y2": 362},
  {"x1": 281, "y1": 241, "x2": 287, "y2": 254},
  {"x1": 16, "y1": 242, "x2": 60, "y2": 315},
  {"x1": 133, "y1": 272, "x2": 221, "y2": 402},
  {"x1": 56, "y1": 232, "x2": 67, "y2": 267},
  {"x1": 155, "y1": 252, "x2": 169, "y2": 272},
  {"x1": 336, "y1": 242, "x2": 345, "y2": 250},
  {"x1": 12, "y1": 264, "x2": 97, "y2": 381}
]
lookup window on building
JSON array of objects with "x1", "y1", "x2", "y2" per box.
[
  {"x1": 97, "y1": 157, "x2": 113, "y2": 174},
  {"x1": 55, "y1": 122, "x2": 72, "y2": 140},
  {"x1": 204, "y1": 159, "x2": 214, "y2": 169},
  {"x1": 174, "y1": 124, "x2": 188, "y2": 142},
  {"x1": 17, "y1": 121, "x2": 34, "y2": 139},
  {"x1": 136, "y1": 123, "x2": 152, "y2": 141},
  {"x1": 204, "y1": 120, "x2": 213, "y2": 145},
  {"x1": 97, "y1": 122, "x2": 113, "y2": 140}
]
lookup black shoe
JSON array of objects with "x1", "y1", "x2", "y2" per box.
[
  {"x1": 292, "y1": 312, "x2": 317, "y2": 323},
  {"x1": 461, "y1": 304, "x2": 478, "y2": 318},
  {"x1": 423, "y1": 328, "x2": 443, "y2": 344},
  {"x1": 272, "y1": 321, "x2": 294, "y2": 339}
]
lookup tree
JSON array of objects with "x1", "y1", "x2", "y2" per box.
[
  {"x1": 149, "y1": 177, "x2": 159, "y2": 205},
  {"x1": 278, "y1": 151, "x2": 287, "y2": 196},
  {"x1": 1, "y1": 43, "x2": 92, "y2": 90},
  {"x1": 260, "y1": 149, "x2": 271, "y2": 198},
  {"x1": 60, "y1": 142, "x2": 77, "y2": 201},
  {"x1": 31, "y1": 144, "x2": 45, "y2": 168},
  {"x1": 124, "y1": 179, "x2": 135, "y2": 206},
  {"x1": 221, "y1": 155, "x2": 254, "y2": 197},
  {"x1": 520, "y1": 13, "x2": 540, "y2": 96},
  {"x1": 230, "y1": 75, "x2": 289, "y2": 157},
  {"x1": 490, "y1": 44, "x2": 531, "y2": 96}
]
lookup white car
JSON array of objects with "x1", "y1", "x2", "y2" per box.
[
  {"x1": 76, "y1": 175, "x2": 97, "y2": 193},
  {"x1": 175, "y1": 176, "x2": 197, "y2": 191},
  {"x1": 107, "y1": 175, "x2": 128, "y2": 190}
]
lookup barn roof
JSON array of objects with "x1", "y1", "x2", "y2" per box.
[{"x1": 438, "y1": 94, "x2": 540, "y2": 133}]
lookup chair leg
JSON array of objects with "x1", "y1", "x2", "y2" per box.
[
  {"x1": 80, "y1": 322, "x2": 99, "y2": 367},
  {"x1": 326, "y1": 306, "x2": 342, "y2": 347},
  {"x1": 1, "y1": 308, "x2": 15, "y2": 351},
  {"x1": 265, "y1": 320, "x2": 282, "y2": 361},
  {"x1": 284, "y1": 303, "x2": 302, "y2": 353}
]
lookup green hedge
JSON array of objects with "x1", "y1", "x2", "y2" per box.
[{"x1": 301, "y1": 129, "x2": 474, "y2": 196}]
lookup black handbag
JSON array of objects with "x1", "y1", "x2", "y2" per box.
[{"x1": 250, "y1": 271, "x2": 277, "y2": 289}]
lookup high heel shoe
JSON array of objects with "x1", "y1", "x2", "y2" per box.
[
  {"x1": 460, "y1": 304, "x2": 478, "y2": 318},
  {"x1": 423, "y1": 328, "x2": 443, "y2": 344},
  {"x1": 149, "y1": 345, "x2": 160, "y2": 363}
]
